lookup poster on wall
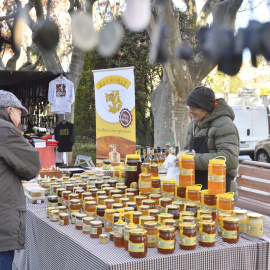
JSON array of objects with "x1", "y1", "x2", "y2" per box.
[{"x1": 93, "y1": 66, "x2": 136, "y2": 166}]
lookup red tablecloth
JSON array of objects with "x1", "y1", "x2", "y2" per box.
[{"x1": 36, "y1": 147, "x2": 55, "y2": 167}]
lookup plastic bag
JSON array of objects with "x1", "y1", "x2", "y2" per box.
[{"x1": 163, "y1": 154, "x2": 179, "y2": 180}]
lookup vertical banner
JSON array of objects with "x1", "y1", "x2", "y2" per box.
[{"x1": 93, "y1": 67, "x2": 136, "y2": 166}]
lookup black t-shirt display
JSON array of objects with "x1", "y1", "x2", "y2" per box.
[{"x1": 54, "y1": 121, "x2": 75, "y2": 152}]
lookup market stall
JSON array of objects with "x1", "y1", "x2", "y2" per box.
[{"x1": 13, "y1": 203, "x2": 270, "y2": 270}]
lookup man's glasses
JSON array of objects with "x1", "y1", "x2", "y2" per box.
[{"x1": 186, "y1": 106, "x2": 198, "y2": 112}]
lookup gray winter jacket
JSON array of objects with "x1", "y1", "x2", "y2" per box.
[
  {"x1": 0, "y1": 109, "x2": 41, "y2": 252},
  {"x1": 184, "y1": 98, "x2": 240, "y2": 177}
]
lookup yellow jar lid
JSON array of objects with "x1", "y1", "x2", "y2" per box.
[
  {"x1": 114, "y1": 166, "x2": 121, "y2": 170},
  {"x1": 180, "y1": 152, "x2": 195, "y2": 159},
  {"x1": 247, "y1": 213, "x2": 263, "y2": 218},
  {"x1": 209, "y1": 156, "x2": 226, "y2": 165},
  {"x1": 129, "y1": 228, "x2": 147, "y2": 235},
  {"x1": 126, "y1": 154, "x2": 141, "y2": 160},
  {"x1": 180, "y1": 222, "x2": 196, "y2": 228},
  {"x1": 217, "y1": 192, "x2": 234, "y2": 199},
  {"x1": 187, "y1": 184, "x2": 202, "y2": 191},
  {"x1": 157, "y1": 225, "x2": 175, "y2": 232},
  {"x1": 151, "y1": 176, "x2": 161, "y2": 180},
  {"x1": 162, "y1": 178, "x2": 176, "y2": 184},
  {"x1": 223, "y1": 217, "x2": 239, "y2": 223}
]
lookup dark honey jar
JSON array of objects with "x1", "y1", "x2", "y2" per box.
[
  {"x1": 157, "y1": 226, "x2": 175, "y2": 254},
  {"x1": 128, "y1": 229, "x2": 147, "y2": 258}
]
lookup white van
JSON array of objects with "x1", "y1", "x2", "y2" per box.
[{"x1": 232, "y1": 106, "x2": 270, "y2": 159}]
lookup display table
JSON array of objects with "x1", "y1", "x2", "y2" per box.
[
  {"x1": 13, "y1": 204, "x2": 270, "y2": 270},
  {"x1": 36, "y1": 147, "x2": 56, "y2": 167}
]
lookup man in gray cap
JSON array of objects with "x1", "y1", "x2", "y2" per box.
[
  {"x1": 0, "y1": 90, "x2": 41, "y2": 269},
  {"x1": 184, "y1": 86, "x2": 240, "y2": 194}
]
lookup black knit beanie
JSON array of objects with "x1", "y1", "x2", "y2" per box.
[{"x1": 186, "y1": 86, "x2": 216, "y2": 112}]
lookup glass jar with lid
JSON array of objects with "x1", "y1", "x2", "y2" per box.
[
  {"x1": 47, "y1": 195, "x2": 58, "y2": 208},
  {"x1": 85, "y1": 201, "x2": 97, "y2": 217},
  {"x1": 95, "y1": 181, "x2": 105, "y2": 191},
  {"x1": 59, "y1": 213, "x2": 69, "y2": 226},
  {"x1": 138, "y1": 205, "x2": 150, "y2": 216},
  {"x1": 184, "y1": 203, "x2": 198, "y2": 217},
  {"x1": 142, "y1": 199, "x2": 155, "y2": 210},
  {"x1": 103, "y1": 187, "x2": 114, "y2": 197},
  {"x1": 148, "y1": 209, "x2": 159, "y2": 222},
  {"x1": 150, "y1": 164, "x2": 159, "y2": 177},
  {"x1": 114, "y1": 219, "x2": 127, "y2": 248},
  {"x1": 166, "y1": 204, "x2": 180, "y2": 227},
  {"x1": 40, "y1": 180, "x2": 50, "y2": 196},
  {"x1": 46, "y1": 207, "x2": 56, "y2": 218},
  {"x1": 151, "y1": 176, "x2": 161, "y2": 194},
  {"x1": 172, "y1": 201, "x2": 185, "y2": 212},
  {"x1": 95, "y1": 205, "x2": 107, "y2": 224},
  {"x1": 139, "y1": 216, "x2": 155, "y2": 228},
  {"x1": 158, "y1": 213, "x2": 174, "y2": 226},
  {"x1": 126, "y1": 188, "x2": 138, "y2": 196},
  {"x1": 124, "y1": 224, "x2": 138, "y2": 251},
  {"x1": 161, "y1": 179, "x2": 175, "y2": 199},
  {"x1": 157, "y1": 226, "x2": 175, "y2": 254},
  {"x1": 111, "y1": 194, "x2": 122, "y2": 203},
  {"x1": 222, "y1": 217, "x2": 239, "y2": 243},
  {"x1": 66, "y1": 184, "x2": 75, "y2": 193},
  {"x1": 141, "y1": 163, "x2": 151, "y2": 174},
  {"x1": 75, "y1": 213, "x2": 87, "y2": 230},
  {"x1": 217, "y1": 213, "x2": 231, "y2": 236},
  {"x1": 139, "y1": 173, "x2": 151, "y2": 193},
  {"x1": 182, "y1": 216, "x2": 195, "y2": 224},
  {"x1": 216, "y1": 192, "x2": 234, "y2": 221},
  {"x1": 75, "y1": 189, "x2": 85, "y2": 201},
  {"x1": 179, "y1": 211, "x2": 195, "y2": 223},
  {"x1": 126, "y1": 202, "x2": 137, "y2": 211},
  {"x1": 50, "y1": 210, "x2": 60, "y2": 222},
  {"x1": 175, "y1": 185, "x2": 186, "y2": 202},
  {"x1": 69, "y1": 199, "x2": 81, "y2": 214},
  {"x1": 246, "y1": 213, "x2": 263, "y2": 238},
  {"x1": 105, "y1": 199, "x2": 114, "y2": 209},
  {"x1": 125, "y1": 154, "x2": 142, "y2": 188},
  {"x1": 79, "y1": 182, "x2": 87, "y2": 191},
  {"x1": 108, "y1": 179, "x2": 118, "y2": 188},
  {"x1": 133, "y1": 211, "x2": 142, "y2": 225},
  {"x1": 90, "y1": 220, "x2": 103, "y2": 238},
  {"x1": 159, "y1": 198, "x2": 173, "y2": 213},
  {"x1": 117, "y1": 185, "x2": 127, "y2": 195},
  {"x1": 82, "y1": 217, "x2": 95, "y2": 234},
  {"x1": 89, "y1": 188, "x2": 98, "y2": 199},
  {"x1": 163, "y1": 219, "x2": 177, "y2": 235},
  {"x1": 97, "y1": 195, "x2": 108, "y2": 206},
  {"x1": 178, "y1": 152, "x2": 195, "y2": 187},
  {"x1": 104, "y1": 209, "x2": 116, "y2": 232},
  {"x1": 112, "y1": 203, "x2": 123, "y2": 210},
  {"x1": 128, "y1": 228, "x2": 147, "y2": 258},
  {"x1": 201, "y1": 190, "x2": 217, "y2": 222},
  {"x1": 143, "y1": 221, "x2": 158, "y2": 248},
  {"x1": 179, "y1": 222, "x2": 197, "y2": 250},
  {"x1": 149, "y1": 193, "x2": 162, "y2": 207},
  {"x1": 125, "y1": 193, "x2": 135, "y2": 203},
  {"x1": 232, "y1": 210, "x2": 247, "y2": 233},
  {"x1": 186, "y1": 185, "x2": 202, "y2": 204},
  {"x1": 196, "y1": 209, "x2": 212, "y2": 226},
  {"x1": 198, "y1": 221, "x2": 216, "y2": 247}
]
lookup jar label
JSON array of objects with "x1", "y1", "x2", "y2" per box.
[
  {"x1": 50, "y1": 215, "x2": 59, "y2": 222},
  {"x1": 222, "y1": 228, "x2": 238, "y2": 239},
  {"x1": 125, "y1": 165, "x2": 137, "y2": 171},
  {"x1": 147, "y1": 235, "x2": 157, "y2": 244},
  {"x1": 59, "y1": 219, "x2": 64, "y2": 226},
  {"x1": 157, "y1": 237, "x2": 174, "y2": 249},
  {"x1": 238, "y1": 222, "x2": 246, "y2": 230},
  {"x1": 114, "y1": 227, "x2": 124, "y2": 237},
  {"x1": 83, "y1": 224, "x2": 90, "y2": 231},
  {"x1": 179, "y1": 235, "x2": 197, "y2": 246},
  {"x1": 103, "y1": 164, "x2": 111, "y2": 170},
  {"x1": 90, "y1": 227, "x2": 97, "y2": 234},
  {"x1": 85, "y1": 212, "x2": 95, "y2": 217},
  {"x1": 128, "y1": 241, "x2": 145, "y2": 252},
  {"x1": 76, "y1": 220, "x2": 83, "y2": 226},
  {"x1": 139, "y1": 181, "x2": 151, "y2": 188},
  {"x1": 179, "y1": 169, "x2": 193, "y2": 175},
  {"x1": 162, "y1": 191, "x2": 174, "y2": 198},
  {"x1": 124, "y1": 232, "x2": 129, "y2": 240},
  {"x1": 208, "y1": 175, "x2": 225, "y2": 182},
  {"x1": 151, "y1": 188, "x2": 160, "y2": 193},
  {"x1": 201, "y1": 204, "x2": 216, "y2": 211},
  {"x1": 198, "y1": 233, "x2": 216, "y2": 243},
  {"x1": 246, "y1": 223, "x2": 263, "y2": 233}
]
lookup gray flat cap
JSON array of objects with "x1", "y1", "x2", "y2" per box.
[{"x1": 0, "y1": 90, "x2": 28, "y2": 116}]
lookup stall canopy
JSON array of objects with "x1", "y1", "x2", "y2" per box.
[{"x1": 0, "y1": 70, "x2": 64, "y2": 90}]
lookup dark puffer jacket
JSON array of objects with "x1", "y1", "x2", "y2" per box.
[
  {"x1": 184, "y1": 98, "x2": 240, "y2": 177},
  {"x1": 0, "y1": 109, "x2": 41, "y2": 252}
]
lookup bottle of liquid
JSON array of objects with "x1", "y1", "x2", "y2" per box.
[
  {"x1": 144, "y1": 147, "x2": 152, "y2": 164},
  {"x1": 153, "y1": 149, "x2": 159, "y2": 165}
]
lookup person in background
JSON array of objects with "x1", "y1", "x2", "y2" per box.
[
  {"x1": 184, "y1": 86, "x2": 239, "y2": 193},
  {"x1": 0, "y1": 90, "x2": 41, "y2": 270}
]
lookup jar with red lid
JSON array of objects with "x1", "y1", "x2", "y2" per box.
[
  {"x1": 142, "y1": 199, "x2": 155, "y2": 209},
  {"x1": 150, "y1": 165, "x2": 159, "y2": 177},
  {"x1": 151, "y1": 176, "x2": 161, "y2": 194},
  {"x1": 179, "y1": 222, "x2": 197, "y2": 250},
  {"x1": 157, "y1": 226, "x2": 175, "y2": 254},
  {"x1": 90, "y1": 221, "x2": 103, "y2": 238},
  {"x1": 125, "y1": 154, "x2": 142, "y2": 188},
  {"x1": 128, "y1": 229, "x2": 147, "y2": 258},
  {"x1": 75, "y1": 213, "x2": 87, "y2": 230},
  {"x1": 198, "y1": 221, "x2": 216, "y2": 247},
  {"x1": 222, "y1": 217, "x2": 239, "y2": 244}
]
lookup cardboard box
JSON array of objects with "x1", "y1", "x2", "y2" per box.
[{"x1": 39, "y1": 170, "x2": 62, "y2": 179}]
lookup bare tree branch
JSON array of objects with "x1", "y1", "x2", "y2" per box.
[
  {"x1": 20, "y1": 55, "x2": 42, "y2": 70},
  {"x1": 6, "y1": 48, "x2": 21, "y2": 70},
  {"x1": 34, "y1": 0, "x2": 45, "y2": 22},
  {"x1": 0, "y1": 14, "x2": 16, "y2": 21},
  {"x1": 197, "y1": 0, "x2": 221, "y2": 27},
  {"x1": 184, "y1": 0, "x2": 197, "y2": 21}
]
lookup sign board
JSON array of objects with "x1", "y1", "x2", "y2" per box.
[
  {"x1": 93, "y1": 67, "x2": 136, "y2": 166},
  {"x1": 238, "y1": 88, "x2": 260, "y2": 97}
]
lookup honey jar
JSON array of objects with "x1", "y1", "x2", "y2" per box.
[
  {"x1": 68, "y1": 193, "x2": 79, "y2": 202},
  {"x1": 90, "y1": 220, "x2": 103, "y2": 238},
  {"x1": 125, "y1": 154, "x2": 141, "y2": 188},
  {"x1": 111, "y1": 194, "x2": 122, "y2": 203},
  {"x1": 158, "y1": 213, "x2": 174, "y2": 226},
  {"x1": 161, "y1": 179, "x2": 175, "y2": 199},
  {"x1": 184, "y1": 203, "x2": 198, "y2": 217},
  {"x1": 89, "y1": 188, "x2": 98, "y2": 199},
  {"x1": 141, "y1": 163, "x2": 151, "y2": 174},
  {"x1": 157, "y1": 226, "x2": 175, "y2": 254},
  {"x1": 148, "y1": 209, "x2": 159, "y2": 222},
  {"x1": 196, "y1": 209, "x2": 212, "y2": 226},
  {"x1": 104, "y1": 209, "x2": 116, "y2": 232},
  {"x1": 135, "y1": 195, "x2": 147, "y2": 207},
  {"x1": 163, "y1": 219, "x2": 177, "y2": 235},
  {"x1": 75, "y1": 213, "x2": 87, "y2": 230},
  {"x1": 142, "y1": 199, "x2": 155, "y2": 210},
  {"x1": 182, "y1": 216, "x2": 195, "y2": 223},
  {"x1": 128, "y1": 229, "x2": 147, "y2": 258},
  {"x1": 222, "y1": 217, "x2": 239, "y2": 244},
  {"x1": 120, "y1": 198, "x2": 130, "y2": 208},
  {"x1": 133, "y1": 211, "x2": 142, "y2": 225},
  {"x1": 85, "y1": 201, "x2": 97, "y2": 217},
  {"x1": 95, "y1": 181, "x2": 104, "y2": 191},
  {"x1": 109, "y1": 232, "x2": 115, "y2": 241},
  {"x1": 186, "y1": 185, "x2": 202, "y2": 204},
  {"x1": 208, "y1": 156, "x2": 226, "y2": 195},
  {"x1": 179, "y1": 211, "x2": 195, "y2": 223},
  {"x1": 97, "y1": 195, "x2": 108, "y2": 206},
  {"x1": 105, "y1": 199, "x2": 115, "y2": 209},
  {"x1": 125, "y1": 193, "x2": 135, "y2": 202},
  {"x1": 149, "y1": 193, "x2": 162, "y2": 207},
  {"x1": 50, "y1": 210, "x2": 60, "y2": 222},
  {"x1": 112, "y1": 203, "x2": 123, "y2": 210},
  {"x1": 150, "y1": 164, "x2": 159, "y2": 177},
  {"x1": 139, "y1": 216, "x2": 155, "y2": 228},
  {"x1": 126, "y1": 188, "x2": 138, "y2": 196},
  {"x1": 175, "y1": 185, "x2": 186, "y2": 202},
  {"x1": 201, "y1": 190, "x2": 217, "y2": 222},
  {"x1": 179, "y1": 222, "x2": 197, "y2": 250},
  {"x1": 66, "y1": 184, "x2": 75, "y2": 193},
  {"x1": 139, "y1": 173, "x2": 152, "y2": 193},
  {"x1": 218, "y1": 213, "x2": 231, "y2": 236},
  {"x1": 114, "y1": 217, "x2": 127, "y2": 248},
  {"x1": 56, "y1": 188, "x2": 65, "y2": 205},
  {"x1": 108, "y1": 179, "x2": 118, "y2": 188},
  {"x1": 139, "y1": 205, "x2": 150, "y2": 216},
  {"x1": 172, "y1": 201, "x2": 185, "y2": 212},
  {"x1": 216, "y1": 192, "x2": 234, "y2": 221},
  {"x1": 46, "y1": 207, "x2": 56, "y2": 218},
  {"x1": 103, "y1": 187, "x2": 114, "y2": 197},
  {"x1": 151, "y1": 176, "x2": 161, "y2": 194},
  {"x1": 59, "y1": 213, "x2": 69, "y2": 225},
  {"x1": 198, "y1": 221, "x2": 216, "y2": 247},
  {"x1": 99, "y1": 234, "x2": 108, "y2": 244},
  {"x1": 246, "y1": 213, "x2": 263, "y2": 238},
  {"x1": 95, "y1": 205, "x2": 107, "y2": 224},
  {"x1": 118, "y1": 185, "x2": 128, "y2": 195},
  {"x1": 233, "y1": 209, "x2": 247, "y2": 233},
  {"x1": 69, "y1": 199, "x2": 81, "y2": 214},
  {"x1": 166, "y1": 204, "x2": 180, "y2": 226},
  {"x1": 79, "y1": 182, "x2": 87, "y2": 191},
  {"x1": 143, "y1": 221, "x2": 158, "y2": 248},
  {"x1": 82, "y1": 217, "x2": 95, "y2": 234},
  {"x1": 126, "y1": 202, "x2": 137, "y2": 211},
  {"x1": 159, "y1": 198, "x2": 172, "y2": 213},
  {"x1": 58, "y1": 206, "x2": 68, "y2": 213},
  {"x1": 178, "y1": 152, "x2": 195, "y2": 187},
  {"x1": 124, "y1": 223, "x2": 138, "y2": 251}
]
